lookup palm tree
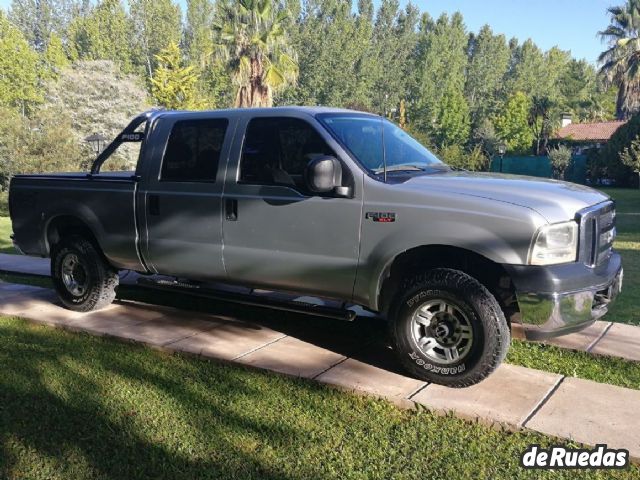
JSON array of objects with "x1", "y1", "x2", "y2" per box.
[
  {"x1": 598, "y1": 0, "x2": 640, "y2": 119},
  {"x1": 213, "y1": 0, "x2": 298, "y2": 108}
]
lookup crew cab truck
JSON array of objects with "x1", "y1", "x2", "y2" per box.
[{"x1": 9, "y1": 107, "x2": 623, "y2": 387}]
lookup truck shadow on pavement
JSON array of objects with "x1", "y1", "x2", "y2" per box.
[{"x1": 114, "y1": 284, "x2": 407, "y2": 377}]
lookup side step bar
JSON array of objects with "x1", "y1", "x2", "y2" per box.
[{"x1": 135, "y1": 277, "x2": 357, "y2": 322}]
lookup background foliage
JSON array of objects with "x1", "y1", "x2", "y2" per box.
[{"x1": 0, "y1": 0, "x2": 629, "y2": 186}]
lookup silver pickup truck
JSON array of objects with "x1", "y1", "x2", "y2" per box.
[{"x1": 9, "y1": 107, "x2": 623, "y2": 387}]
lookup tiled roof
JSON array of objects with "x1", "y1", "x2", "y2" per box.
[{"x1": 555, "y1": 121, "x2": 626, "y2": 142}]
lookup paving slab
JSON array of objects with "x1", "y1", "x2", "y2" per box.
[
  {"x1": 545, "y1": 321, "x2": 610, "y2": 351},
  {"x1": 316, "y1": 358, "x2": 425, "y2": 401},
  {"x1": 238, "y1": 336, "x2": 345, "y2": 379},
  {"x1": 168, "y1": 321, "x2": 286, "y2": 360},
  {"x1": 526, "y1": 377, "x2": 640, "y2": 460},
  {"x1": 0, "y1": 289, "x2": 76, "y2": 323},
  {"x1": 96, "y1": 314, "x2": 224, "y2": 346},
  {"x1": 590, "y1": 322, "x2": 640, "y2": 362},
  {"x1": 412, "y1": 364, "x2": 562, "y2": 427}
]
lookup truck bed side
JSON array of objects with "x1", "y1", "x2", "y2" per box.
[{"x1": 10, "y1": 173, "x2": 145, "y2": 272}]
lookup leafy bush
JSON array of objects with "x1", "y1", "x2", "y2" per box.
[
  {"x1": 620, "y1": 135, "x2": 640, "y2": 188},
  {"x1": 591, "y1": 114, "x2": 640, "y2": 187},
  {"x1": 437, "y1": 144, "x2": 489, "y2": 171},
  {"x1": 0, "y1": 106, "x2": 84, "y2": 190},
  {"x1": 548, "y1": 145, "x2": 572, "y2": 179}
]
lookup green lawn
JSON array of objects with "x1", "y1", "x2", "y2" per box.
[
  {"x1": 0, "y1": 216, "x2": 14, "y2": 254},
  {"x1": 0, "y1": 316, "x2": 636, "y2": 480},
  {"x1": 0, "y1": 191, "x2": 7, "y2": 217},
  {"x1": 601, "y1": 188, "x2": 640, "y2": 325}
]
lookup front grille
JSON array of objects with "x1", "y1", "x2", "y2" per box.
[{"x1": 578, "y1": 201, "x2": 616, "y2": 267}]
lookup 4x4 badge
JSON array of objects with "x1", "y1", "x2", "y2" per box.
[{"x1": 366, "y1": 212, "x2": 396, "y2": 223}]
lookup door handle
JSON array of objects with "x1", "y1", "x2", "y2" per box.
[
  {"x1": 148, "y1": 194, "x2": 160, "y2": 216},
  {"x1": 225, "y1": 198, "x2": 238, "y2": 221}
]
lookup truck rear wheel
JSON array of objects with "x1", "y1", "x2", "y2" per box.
[
  {"x1": 390, "y1": 268, "x2": 510, "y2": 387},
  {"x1": 51, "y1": 235, "x2": 119, "y2": 312}
]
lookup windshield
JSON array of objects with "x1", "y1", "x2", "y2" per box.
[{"x1": 317, "y1": 114, "x2": 443, "y2": 174}]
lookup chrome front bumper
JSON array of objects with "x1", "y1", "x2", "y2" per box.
[{"x1": 505, "y1": 253, "x2": 623, "y2": 341}]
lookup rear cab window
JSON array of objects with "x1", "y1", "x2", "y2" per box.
[{"x1": 161, "y1": 119, "x2": 229, "y2": 182}]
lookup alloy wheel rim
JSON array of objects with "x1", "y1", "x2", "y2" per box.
[
  {"x1": 410, "y1": 299, "x2": 474, "y2": 364},
  {"x1": 61, "y1": 253, "x2": 88, "y2": 297}
]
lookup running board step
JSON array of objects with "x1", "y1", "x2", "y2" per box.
[{"x1": 135, "y1": 277, "x2": 357, "y2": 322}]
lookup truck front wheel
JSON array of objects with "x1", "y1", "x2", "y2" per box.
[
  {"x1": 51, "y1": 235, "x2": 119, "y2": 312},
  {"x1": 390, "y1": 268, "x2": 510, "y2": 387}
]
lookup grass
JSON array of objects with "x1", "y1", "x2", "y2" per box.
[
  {"x1": 0, "y1": 191, "x2": 7, "y2": 217},
  {"x1": 0, "y1": 315, "x2": 637, "y2": 480},
  {"x1": 0, "y1": 216, "x2": 14, "y2": 254},
  {"x1": 508, "y1": 340, "x2": 640, "y2": 390},
  {"x1": 600, "y1": 188, "x2": 640, "y2": 326}
]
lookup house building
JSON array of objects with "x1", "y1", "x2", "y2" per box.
[{"x1": 554, "y1": 114, "x2": 626, "y2": 154}]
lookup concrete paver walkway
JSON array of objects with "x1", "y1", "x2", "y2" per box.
[
  {"x1": 2, "y1": 252, "x2": 638, "y2": 361},
  {"x1": 1, "y1": 280, "x2": 639, "y2": 461}
]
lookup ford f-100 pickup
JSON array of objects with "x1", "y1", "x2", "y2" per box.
[{"x1": 9, "y1": 107, "x2": 623, "y2": 386}]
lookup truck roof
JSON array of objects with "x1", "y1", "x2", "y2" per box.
[{"x1": 146, "y1": 106, "x2": 377, "y2": 120}]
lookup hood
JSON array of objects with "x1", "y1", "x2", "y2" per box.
[{"x1": 399, "y1": 171, "x2": 609, "y2": 223}]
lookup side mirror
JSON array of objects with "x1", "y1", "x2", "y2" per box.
[{"x1": 304, "y1": 156, "x2": 345, "y2": 194}]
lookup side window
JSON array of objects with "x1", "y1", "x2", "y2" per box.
[
  {"x1": 161, "y1": 119, "x2": 228, "y2": 182},
  {"x1": 239, "y1": 117, "x2": 334, "y2": 192}
]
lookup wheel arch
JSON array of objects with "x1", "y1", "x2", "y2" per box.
[
  {"x1": 376, "y1": 244, "x2": 518, "y2": 321},
  {"x1": 46, "y1": 215, "x2": 104, "y2": 259}
]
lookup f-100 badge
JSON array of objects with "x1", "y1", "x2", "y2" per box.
[{"x1": 366, "y1": 212, "x2": 396, "y2": 223}]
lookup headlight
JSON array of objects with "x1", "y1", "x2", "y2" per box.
[{"x1": 529, "y1": 221, "x2": 579, "y2": 265}]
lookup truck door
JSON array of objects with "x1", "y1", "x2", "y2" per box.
[
  {"x1": 221, "y1": 115, "x2": 363, "y2": 300},
  {"x1": 138, "y1": 114, "x2": 234, "y2": 279}
]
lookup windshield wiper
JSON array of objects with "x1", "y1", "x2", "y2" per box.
[{"x1": 373, "y1": 164, "x2": 426, "y2": 174}]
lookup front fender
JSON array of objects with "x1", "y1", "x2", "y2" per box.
[{"x1": 353, "y1": 203, "x2": 546, "y2": 311}]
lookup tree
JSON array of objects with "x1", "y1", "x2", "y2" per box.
[
  {"x1": 67, "y1": 0, "x2": 134, "y2": 72},
  {"x1": 598, "y1": 0, "x2": 640, "y2": 119},
  {"x1": 151, "y1": 42, "x2": 203, "y2": 110},
  {"x1": 214, "y1": 0, "x2": 298, "y2": 108},
  {"x1": 184, "y1": 0, "x2": 215, "y2": 69},
  {"x1": 548, "y1": 145, "x2": 572, "y2": 179},
  {"x1": 42, "y1": 60, "x2": 150, "y2": 169},
  {"x1": 414, "y1": 12, "x2": 468, "y2": 145},
  {"x1": 506, "y1": 39, "x2": 548, "y2": 99},
  {"x1": 0, "y1": 12, "x2": 42, "y2": 113},
  {"x1": 291, "y1": 0, "x2": 368, "y2": 107},
  {"x1": 436, "y1": 83, "x2": 470, "y2": 146},
  {"x1": 42, "y1": 32, "x2": 69, "y2": 77},
  {"x1": 620, "y1": 134, "x2": 640, "y2": 187},
  {"x1": 465, "y1": 25, "x2": 510, "y2": 126},
  {"x1": 472, "y1": 118, "x2": 500, "y2": 157},
  {"x1": 369, "y1": 0, "x2": 419, "y2": 115},
  {"x1": 0, "y1": 105, "x2": 83, "y2": 188},
  {"x1": 494, "y1": 92, "x2": 534, "y2": 154},
  {"x1": 130, "y1": 0, "x2": 182, "y2": 78},
  {"x1": 9, "y1": 0, "x2": 56, "y2": 51},
  {"x1": 529, "y1": 96, "x2": 555, "y2": 155}
]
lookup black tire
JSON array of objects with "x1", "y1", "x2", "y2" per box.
[
  {"x1": 51, "y1": 235, "x2": 119, "y2": 312},
  {"x1": 389, "y1": 268, "x2": 510, "y2": 388}
]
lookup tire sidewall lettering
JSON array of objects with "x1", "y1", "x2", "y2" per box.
[{"x1": 408, "y1": 351, "x2": 466, "y2": 375}]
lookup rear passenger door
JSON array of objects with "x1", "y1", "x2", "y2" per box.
[
  {"x1": 221, "y1": 115, "x2": 363, "y2": 300},
  {"x1": 139, "y1": 115, "x2": 233, "y2": 279}
]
